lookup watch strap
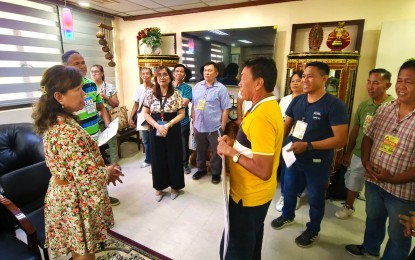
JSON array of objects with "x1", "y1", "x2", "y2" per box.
[{"x1": 307, "y1": 142, "x2": 313, "y2": 151}]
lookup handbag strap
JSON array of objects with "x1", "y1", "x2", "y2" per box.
[{"x1": 137, "y1": 101, "x2": 144, "y2": 113}]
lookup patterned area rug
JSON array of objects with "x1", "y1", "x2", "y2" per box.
[{"x1": 95, "y1": 230, "x2": 172, "y2": 260}]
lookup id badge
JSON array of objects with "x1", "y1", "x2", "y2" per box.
[
  {"x1": 292, "y1": 121, "x2": 307, "y2": 140},
  {"x1": 363, "y1": 114, "x2": 374, "y2": 129},
  {"x1": 84, "y1": 96, "x2": 95, "y2": 114},
  {"x1": 156, "y1": 120, "x2": 166, "y2": 137},
  {"x1": 197, "y1": 99, "x2": 206, "y2": 110},
  {"x1": 379, "y1": 134, "x2": 399, "y2": 155}
]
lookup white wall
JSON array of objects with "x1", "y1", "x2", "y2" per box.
[
  {"x1": 114, "y1": 0, "x2": 415, "y2": 120},
  {"x1": 376, "y1": 19, "x2": 415, "y2": 98},
  {"x1": 3, "y1": 0, "x2": 415, "y2": 123},
  {"x1": 0, "y1": 107, "x2": 33, "y2": 123}
]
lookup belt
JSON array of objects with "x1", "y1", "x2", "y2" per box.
[{"x1": 54, "y1": 176, "x2": 69, "y2": 185}]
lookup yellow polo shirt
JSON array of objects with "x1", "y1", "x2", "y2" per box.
[{"x1": 229, "y1": 96, "x2": 283, "y2": 207}]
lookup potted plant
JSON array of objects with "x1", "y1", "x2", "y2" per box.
[{"x1": 137, "y1": 27, "x2": 162, "y2": 54}]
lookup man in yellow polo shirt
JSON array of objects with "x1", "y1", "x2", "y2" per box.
[{"x1": 217, "y1": 57, "x2": 283, "y2": 259}]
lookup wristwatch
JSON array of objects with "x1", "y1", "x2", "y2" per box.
[
  {"x1": 307, "y1": 142, "x2": 314, "y2": 151},
  {"x1": 232, "y1": 152, "x2": 241, "y2": 163}
]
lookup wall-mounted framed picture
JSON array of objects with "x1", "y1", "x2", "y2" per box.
[{"x1": 231, "y1": 54, "x2": 240, "y2": 64}]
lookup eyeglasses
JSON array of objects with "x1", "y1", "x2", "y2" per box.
[
  {"x1": 157, "y1": 73, "x2": 169, "y2": 78},
  {"x1": 90, "y1": 70, "x2": 101, "y2": 74}
]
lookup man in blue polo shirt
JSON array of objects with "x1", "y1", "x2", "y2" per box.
[
  {"x1": 191, "y1": 61, "x2": 231, "y2": 184},
  {"x1": 173, "y1": 64, "x2": 193, "y2": 174},
  {"x1": 271, "y1": 61, "x2": 348, "y2": 247}
]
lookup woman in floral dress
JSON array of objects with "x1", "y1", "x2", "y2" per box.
[
  {"x1": 143, "y1": 66, "x2": 185, "y2": 201},
  {"x1": 32, "y1": 65, "x2": 123, "y2": 259}
]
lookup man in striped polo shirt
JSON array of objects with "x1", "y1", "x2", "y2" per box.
[
  {"x1": 62, "y1": 50, "x2": 110, "y2": 140},
  {"x1": 62, "y1": 50, "x2": 120, "y2": 206}
]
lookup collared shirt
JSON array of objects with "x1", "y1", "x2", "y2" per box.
[
  {"x1": 230, "y1": 96, "x2": 283, "y2": 206},
  {"x1": 192, "y1": 80, "x2": 231, "y2": 132},
  {"x1": 279, "y1": 94, "x2": 293, "y2": 119},
  {"x1": 143, "y1": 89, "x2": 184, "y2": 114},
  {"x1": 74, "y1": 77, "x2": 103, "y2": 141},
  {"x1": 364, "y1": 101, "x2": 415, "y2": 201},
  {"x1": 97, "y1": 81, "x2": 117, "y2": 110},
  {"x1": 133, "y1": 83, "x2": 148, "y2": 106},
  {"x1": 352, "y1": 95, "x2": 394, "y2": 157},
  {"x1": 174, "y1": 82, "x2": 192, "y2": 126}
]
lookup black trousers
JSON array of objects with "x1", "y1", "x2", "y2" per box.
[
  {"x1": 220, "y1": 197, "x2": 271, "y2": 260},
  {"x1": 194, "y1": 128, "x2": 222, "y2": 176},
  {"x1": 181, "y1": 122, "x2": 190, "y2": 168},
  {"x1": 149, "y1": 112, "x2": 185, "y2": 191}
]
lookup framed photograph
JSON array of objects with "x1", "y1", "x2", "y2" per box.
[{"x1": 231, "y1": 54, "x2": 240, "y2": 64}]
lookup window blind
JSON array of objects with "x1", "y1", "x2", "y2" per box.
[
  {"x1": 0, "y1": 0, "x2": 61, "y2": 107},
  {"x1": 0, "y1": 0, "x2": 115, "y2": 108}
]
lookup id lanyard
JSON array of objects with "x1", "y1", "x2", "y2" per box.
[{"x1": 159, "y1": 96, "x2": 168, "y2": 121}]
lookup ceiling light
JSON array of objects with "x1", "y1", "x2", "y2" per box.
[
  {"x1": 231, "y1": 43, "x2": 235, "y2": 46},
  {"x1": 79, "y1": 2, "x2": 90, "y2": 7},
  {"x1": 238, "y1": 40, "x2": 252, "y2": 44},
  {"x1": 208, "y1": 30, "x2": 229, "y2": 36},
  {"x1": 205, "y1": 36, "x2": 210, "y2": 40}
]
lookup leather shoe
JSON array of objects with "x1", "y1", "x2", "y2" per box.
[
  {"x1": 212, "y1": 175, "x2": 221, "y2": 184},
  {"x1": 192, "y1": 170, "x2": 207, "y2": 180}
]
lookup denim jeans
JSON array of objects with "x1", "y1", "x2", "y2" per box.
[
  {"x1": 362, "y1": 182, "x2": 415, "y2": 260},
  {"x1": 141, "y1": 130, "x2": 151, "y2": 163},
  {"x1": 282, "y1": 158, "x2": 331, "y2": 233},
  {"x1": 280, "y1": 161, "x2": 306, "y2": 196},
  {"x1": 279, "y1": 137, "x2": 305, "y2": 196}
]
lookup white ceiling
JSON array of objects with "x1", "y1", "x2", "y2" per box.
[{"x1": 63, "y1": 0, "x2": 293, "y2": 19}]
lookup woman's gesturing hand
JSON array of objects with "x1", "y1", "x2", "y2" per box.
[{"x1": 107, "y1": 163, "x2": 124, "y2": 186}]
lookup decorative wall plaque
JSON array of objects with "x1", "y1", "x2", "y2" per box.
[{"x1": 326, "y1": 22, "x2": 351, "y2": 51}]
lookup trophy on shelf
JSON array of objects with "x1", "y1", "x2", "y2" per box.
[{"x1": 326, "y1": 22, "x2": 351, "y2": 51}]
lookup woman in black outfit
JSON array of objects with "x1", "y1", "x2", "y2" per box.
[{"x1": 143, "y1": 66, "x2": 185, "y2": 202}]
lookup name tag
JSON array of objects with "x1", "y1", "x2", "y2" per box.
[
  {"x1": 197, "y1": 99, "x2": 206, "y2": 110},
  {"x1": 292, "y1": 121, "x2": 307, "y2": 140},
  {"x1": 363, "y1": 114, "x2": 374, "y2": 129},
  {"x1": 84, "y1": 96, "x2": 95, "y2": 114},
  {"x1": 313, "y1": 159, "x2": 321, "y2": 163},
  {"x1": 156, "y1": 120, "x2": 166, "y2": 137},
  {"x1": 379, "y1": 134, "x2": 399, "y2": 155}
]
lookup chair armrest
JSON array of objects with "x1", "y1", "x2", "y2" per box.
[{"x1": 0, "y1": 195, "x2": 40, "y2": 258}]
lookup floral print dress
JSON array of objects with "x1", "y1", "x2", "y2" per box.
[{"x1": 43, "y1": 116, "x2": 114, "y2": 258}]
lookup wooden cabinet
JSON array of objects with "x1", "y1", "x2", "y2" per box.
[
  {"x1": 285, "y1": 51, "x2": 359, "y2": 123},
  {"x1": 137, "y1": 54, "x2": 179, "y2": 71}
]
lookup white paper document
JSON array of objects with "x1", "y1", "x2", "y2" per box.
[
  {"x1": 221, "y1": 153, "x2": 229, "y2": 259},
  {"x1": 282, "y1": 141, "x2": 296, "y2": 168},
  {"x1": 98, "y1": 118, "x2": 119, "y2": 147},
  {"x1": 218, "y1": 130, "x2": 229, "y2": 259}
]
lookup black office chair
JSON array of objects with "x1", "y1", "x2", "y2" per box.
[
  {"x1": 0, "y1": 123, "x2": 51, "y2": 259},
  {"x1": 0, "y1": 196, "x2": 42, "y2": 259}
]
